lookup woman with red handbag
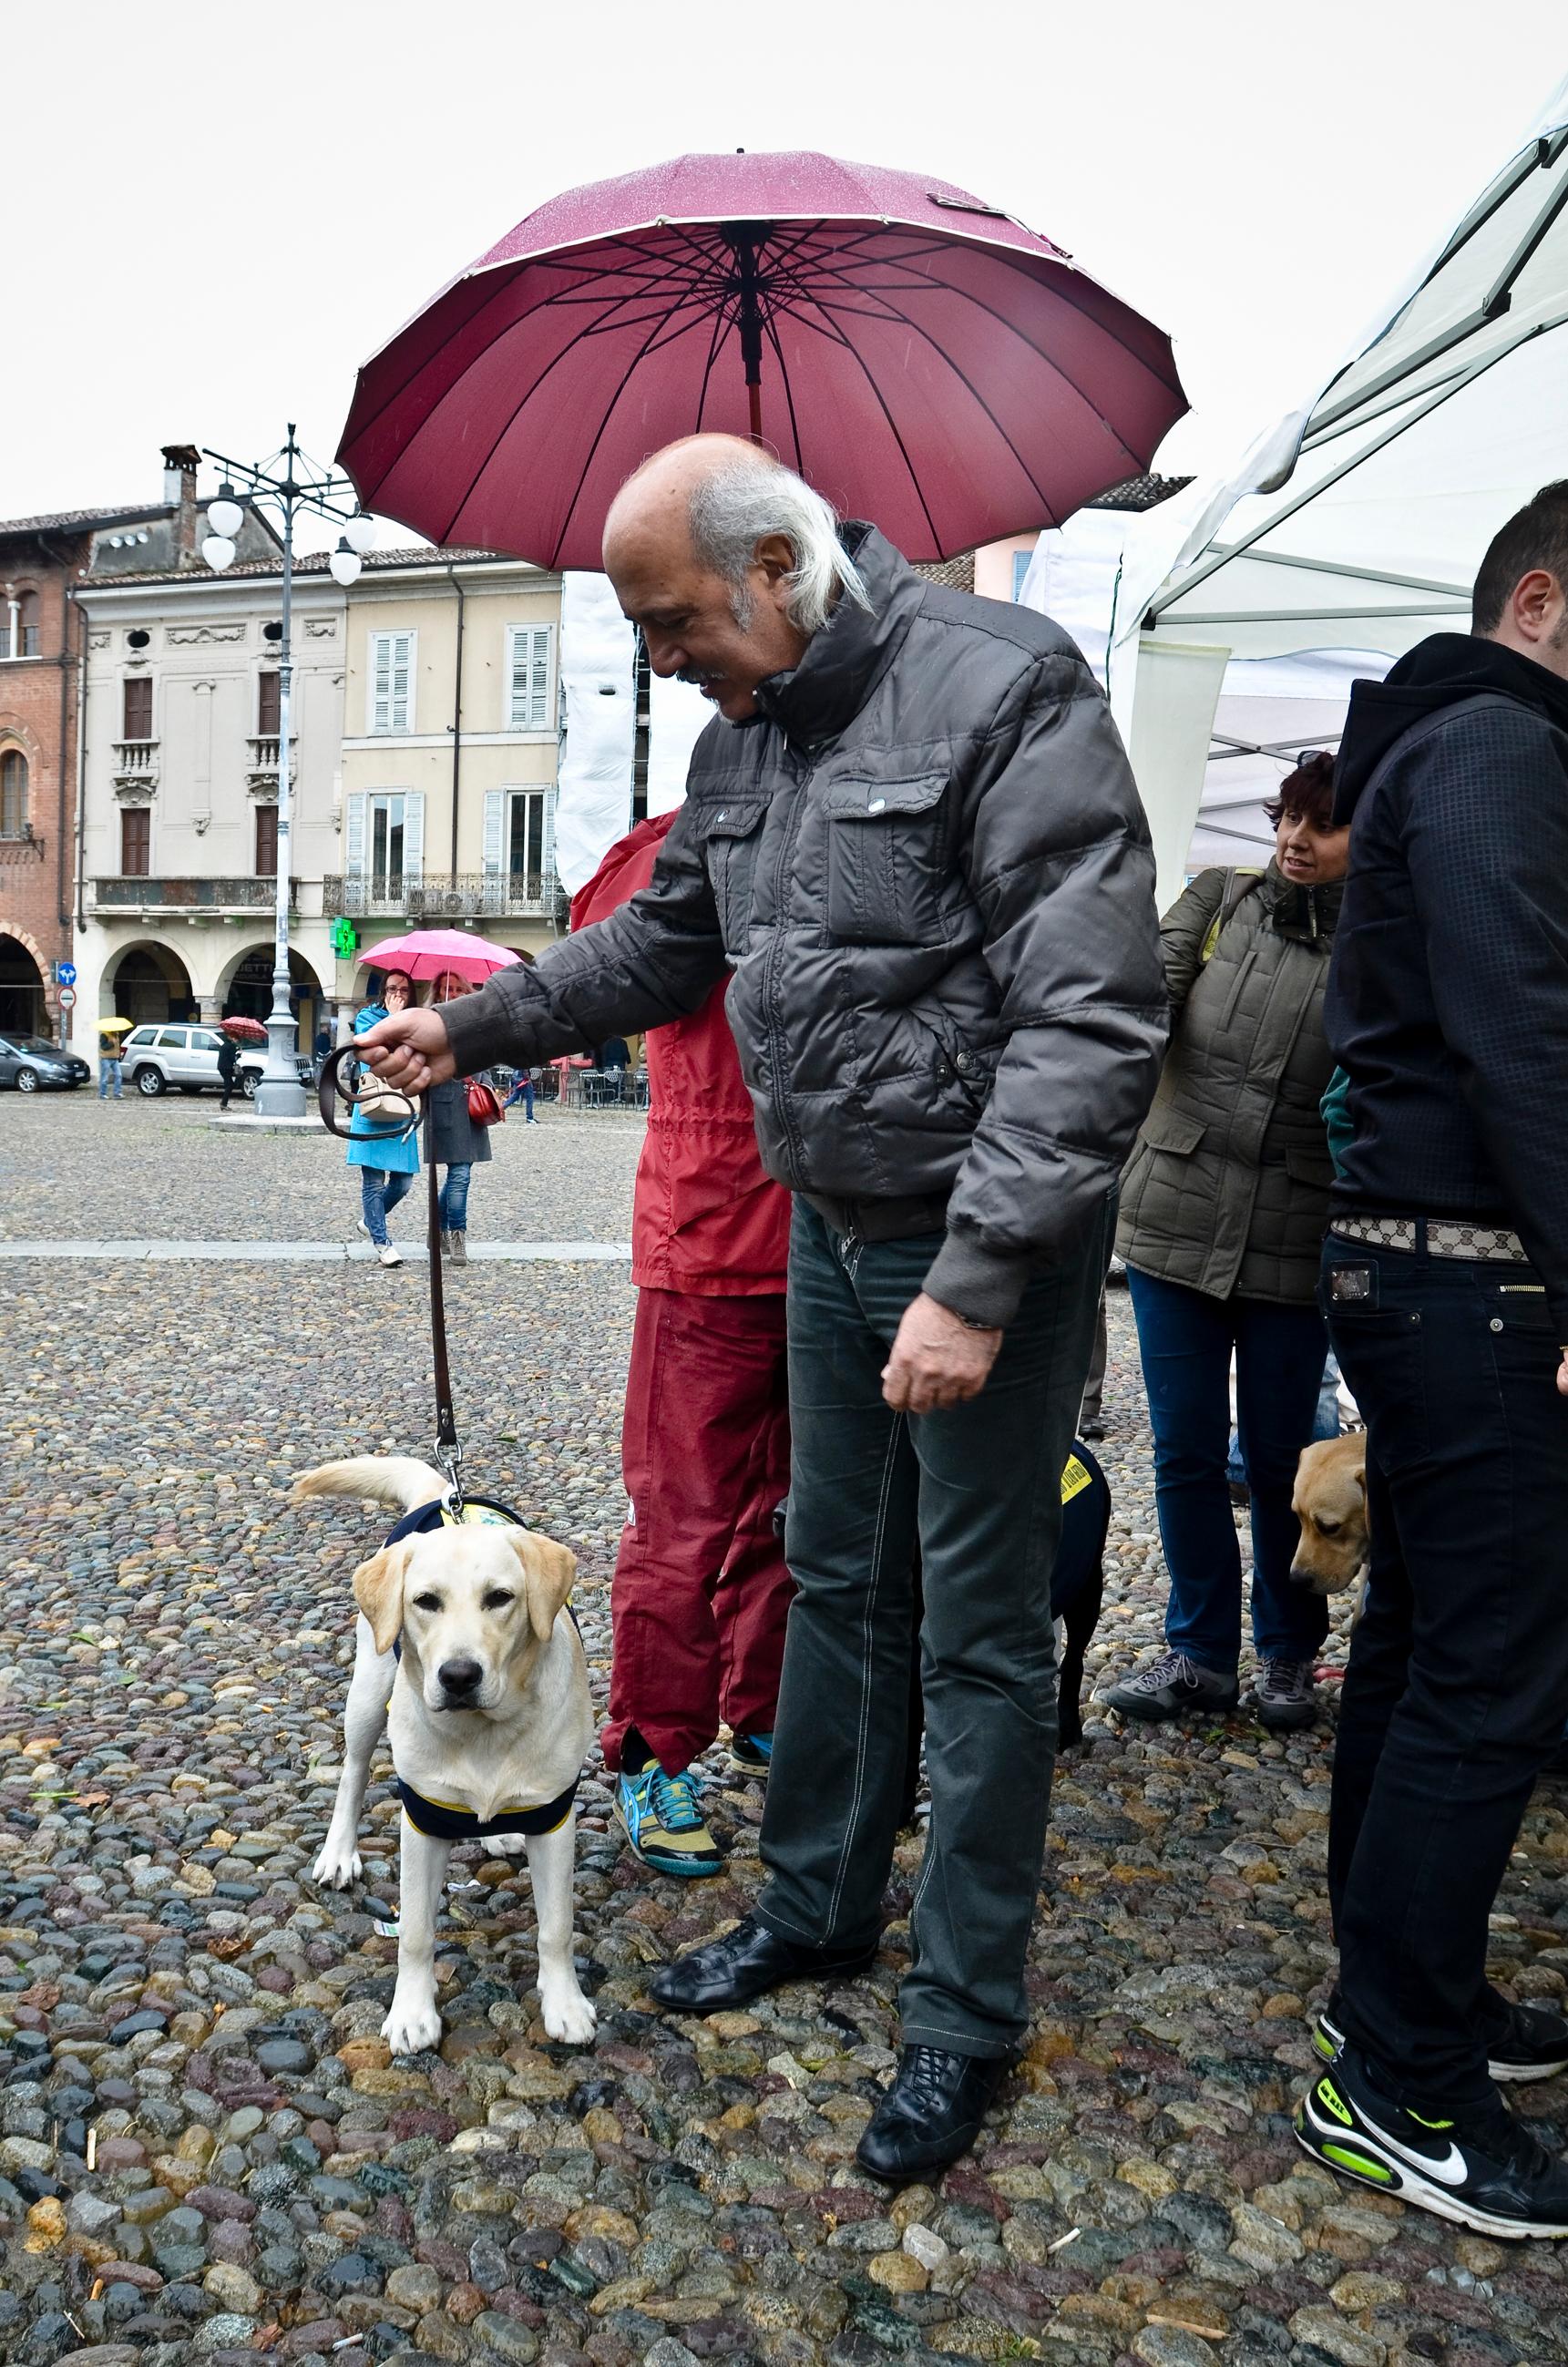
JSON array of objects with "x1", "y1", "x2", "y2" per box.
[{"x1": 422, "y1": 972, "x2": 499, "y2": 1265}]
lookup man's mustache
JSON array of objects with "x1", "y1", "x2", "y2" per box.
[{"x1": 677, "y1": 666, "x2": 725, "y2": 688}]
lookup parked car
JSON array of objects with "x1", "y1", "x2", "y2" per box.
[
  {"x1": 119, "y1": 1023, "x2": 265, "y2": 1099},
  {"x1": 0, "y1": 1034, "x2": 92, "y2": 1091}
]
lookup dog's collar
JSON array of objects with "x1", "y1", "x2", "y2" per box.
[{"x1": 384, "y1": 1493, "x2": 530, "y2": 1543}]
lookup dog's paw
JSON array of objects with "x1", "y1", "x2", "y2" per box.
[
  {"x1": 539, "y1": 1983, "x2": 597, "y2": 2046},
  {"x1": 382, "y1": 1993, "x2": 443, "y2": 2057},
  {"x1": 312, "y1": 1835, "x2": 362, "y2": 1889}
]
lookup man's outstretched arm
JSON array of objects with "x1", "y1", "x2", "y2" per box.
[{"x1": 358, "y1": 803, "x2": 729, "y2": 1091}]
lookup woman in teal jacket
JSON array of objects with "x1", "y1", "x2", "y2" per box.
[{"x1": 348, "y1": 970, "x2": 419, "y2": 1266}]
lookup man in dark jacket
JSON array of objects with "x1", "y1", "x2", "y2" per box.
[
  {"x1": 360, "y1": 434, "x2": 1166, "y2": 2179},
  {"x1": 1295, "y1": 482, "x2": 1568, "y2": 2238}
]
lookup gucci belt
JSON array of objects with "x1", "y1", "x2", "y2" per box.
[{"x1": 1330, "y1": 1214, "x2": 1530, "y2": 1265}]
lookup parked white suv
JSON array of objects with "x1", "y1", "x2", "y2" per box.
[{"x1": 119, "y1": 1024, "x2": 264, "y2": 1099}]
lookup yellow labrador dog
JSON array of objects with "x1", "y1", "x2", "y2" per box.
[
  {"x1": 292, "y1": 1457, "x2": 596, "y2": 2054},
  {"x1": 1289, "y1": 1433, "x2": 1369, "y2": 1602}
]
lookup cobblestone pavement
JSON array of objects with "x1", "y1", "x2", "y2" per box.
[{"x1": 3, "y1": 1096, "x2": 1567, "y2": 2367}]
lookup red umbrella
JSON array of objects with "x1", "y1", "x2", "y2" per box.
[
  {"x1": 337, "y1": 149, "x2": 1185, "y2": 568},
  {"x1": 364, "y1": 927, "x2": 523, "y2": 985},
  {"x1": 220, "y1": 1015, "x2": 269, "y2": 1043}
]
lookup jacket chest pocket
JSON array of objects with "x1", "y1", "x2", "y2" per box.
[
  {"x1": 821, "y1": 775, "x2": 948, "y2": 946},
  {"x1": 697, "y1": 801, "x2": 769, "y2": 958}
]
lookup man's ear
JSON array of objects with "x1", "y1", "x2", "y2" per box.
[
  {"x1": 509, "y1": 1532, "x2": 577, "y2": 1644},
  {"x1": 353, "y1": 1543, "x2": 410, "y2": 1656}
]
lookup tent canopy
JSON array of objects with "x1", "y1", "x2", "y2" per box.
[{"x1": 1117, "y1": 77, "x2": 1568, "y2": 889}]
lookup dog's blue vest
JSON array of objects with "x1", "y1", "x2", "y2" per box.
[{"x1": 384, "y1": 1495, "x2": 581, "y2": 1843}]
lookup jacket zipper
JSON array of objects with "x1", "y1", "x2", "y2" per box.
[{"x1": 763, "y1": 752, "x2": 813, "y2": 1185}]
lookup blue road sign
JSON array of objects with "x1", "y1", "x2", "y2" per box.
[{"x1": 56, "y1": 961, "x2": 77, "y2": 987}]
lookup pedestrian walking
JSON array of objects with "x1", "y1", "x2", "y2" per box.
[
  {"x1": 349, "y1": 971, "x2": 418, "y2": 1268},
  {"x1": 423, "y1": 972, "x2": 492, "y2": 1265},
  {"x1": 97, "y1": 1028, "x2": 123, "y2": 1101},
  {"x1": 1293, "y1": 483, "x2": 1568, "y2": 2238},
  {"x1": 216, "y1": 1030, "x2": 241, "y2": 1111},
  {"x1": 574, "y1": 812, "x2": 794, "y2": 1879},
  {"x1": 501, "y1": 1066, "x2": 539, "y2": 1122},
  {"x1": 357, "y1": 433, "x2": 1165, "y2": 2180},
  {"x1": 1104, "y1": 755, "x2": 1348, "y2": 1732}
]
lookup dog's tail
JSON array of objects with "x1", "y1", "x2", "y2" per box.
[{"x1": 290, "y1": 1457, "x2": 447, "y2": 1515}]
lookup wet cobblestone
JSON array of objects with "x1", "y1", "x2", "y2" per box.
[{"x1": 3, "y1": 1094, "x2": 1567, "y2": 2365}]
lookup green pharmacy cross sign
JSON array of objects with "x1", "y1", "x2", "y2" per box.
[{"x1": 331, "y1": 917, "x2": 359, "y2": 958}]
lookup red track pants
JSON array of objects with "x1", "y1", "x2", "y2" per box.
[{"x1": 602, "y1": 1286, "x2": 794, "y2": 1777}]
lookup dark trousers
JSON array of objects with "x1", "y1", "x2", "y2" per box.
[
  {"x1": 603, "y1": 1287, "x2": 793, "y2": 1776},
  {"x1": 756, "y1": 1198, "x2": 1105, "y2": 2057},
  {"x1": 1325, "y1": 1232, "x2": 1568, "y2": 2106},
  {"x1": 1126, "y1": 1266, "x2": 1330, "y2": 1670}
]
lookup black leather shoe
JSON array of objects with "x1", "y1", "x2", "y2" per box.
[
  {"x1": 856, "y1": 2044, "x2": 1009, "y2": 2183},
  {"x1": 649, "y1": 1911, "x2": 879, "y2": 2013}
]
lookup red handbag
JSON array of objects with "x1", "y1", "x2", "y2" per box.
[{"x1": 466, "y1": 1080, "x2": 504, "y2": 1127}]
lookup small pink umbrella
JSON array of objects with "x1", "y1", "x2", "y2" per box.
[
  {"x1": 337, "y1": 149, "x2": 1185, "y2": 568},
  {"x1": 365, "y1": 928, "x2": 523, "y2": 985}
]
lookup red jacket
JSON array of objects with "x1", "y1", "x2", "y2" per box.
[{"x1": 572, "y1": 814, "x2": 790, "y2": 1296}]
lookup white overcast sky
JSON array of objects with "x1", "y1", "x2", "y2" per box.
[{"x1": 5, "y1": 2, "x2": 1561, "y2": 550}]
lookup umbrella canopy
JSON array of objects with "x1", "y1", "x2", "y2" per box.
[
  {"x1": 97, "y1": 1016, "x2": 135, "y2": 1035},
  {"x1": 364, "y1": 928, "x2": 523, "y2": 985},
  {"x1": 337, "y1": 149, "x2": 1186, "y2": 568},
  {"x1": 220, "y1": 1015, "x2": 269, "y2": 1043}
]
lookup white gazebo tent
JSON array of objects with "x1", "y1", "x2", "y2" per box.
[{"x1": 1113, "y1": 76, "x2": 1568, "y2": 897}]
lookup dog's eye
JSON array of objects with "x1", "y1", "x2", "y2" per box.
[
  {"x1": 411, "y1": 1592, "x2": 442, "y2": 1613},
  {"x1": 482, "y1": 1590, "x2": 516, "y2": 1611},
  {"x1": 1315, "y1": 1518, "x2": 1342, "y2": 1537}
]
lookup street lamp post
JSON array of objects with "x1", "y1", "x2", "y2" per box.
[{"x1": 201, "y1": 426, "x2": 375, "y2": 1117}]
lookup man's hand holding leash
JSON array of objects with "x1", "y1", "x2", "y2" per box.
[{"x1": 359, "y1": 1008, "x2": 457, "y2": 1093}]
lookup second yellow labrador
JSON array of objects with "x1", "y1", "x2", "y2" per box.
[
  {"x1": 1289, "y1": 1432, "x2": 1368, "y2": 1600},
  {"x1": 292, "y1": 1456, "x2": 595, "y2": 2055}
]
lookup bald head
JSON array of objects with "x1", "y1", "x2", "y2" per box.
[{"x1": 600, "y1": 435, "x2": 868, "y2": 723}]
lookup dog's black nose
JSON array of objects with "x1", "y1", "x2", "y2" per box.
[{"x1": 438, "y1": 1657, "x2": 484, "y2": 1696}]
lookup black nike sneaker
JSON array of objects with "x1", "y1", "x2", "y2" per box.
[
  {"x1": 1315, "y1": 1993, "x2": 1568, "y2": 2086},
  {"x1": 1295, "y1": 2044, "x2": 1568, "y2": 2238}
]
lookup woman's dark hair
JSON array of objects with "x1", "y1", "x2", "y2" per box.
[{"x1": 1265, "y1": 750, "x2": 1337, "y2": 832}]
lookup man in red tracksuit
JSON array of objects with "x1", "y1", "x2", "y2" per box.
[{"x1": 573, "y1": 814, "x2": 794, "y2": 1878}]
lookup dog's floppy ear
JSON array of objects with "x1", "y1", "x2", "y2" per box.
[
  {"x1": 353, "y1": 1543, "x2": 411, "y2": 1656},
  {"x1": 509, "y1": 1532, "x2": 577, "y2": 1644}
]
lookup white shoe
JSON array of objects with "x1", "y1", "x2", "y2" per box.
[
  {"x1": 378, "y1": 1245, "x2": 403, "y2": 1267},
  {"x1": 357, "y1": 1218, "x2": 371, "y2": 1237}
]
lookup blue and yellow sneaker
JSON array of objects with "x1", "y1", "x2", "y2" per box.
[
  {"x1": 614, "y1": 1762, "x2": 723, "y2": 1879},
  {"x1": 728, "y1": 1731, "x2": 774, "y2": 1778},
  {"x1": 1315, "y1": 1993, "x2": 1568, "y2": 2085},
  {"x1": 1295, "y1": 2044, "x2": 1568, "y2": 2238}
]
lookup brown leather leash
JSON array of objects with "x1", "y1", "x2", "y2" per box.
[{"x1": 319, "y1": 1045, "x2": 466, "y2": 1511}]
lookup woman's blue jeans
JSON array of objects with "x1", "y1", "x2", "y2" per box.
[
  {"x1": 1127, "y1": 1265, "x2": 1330, "y2": 1671},
  {"x1": 438, "y1": 1163, "x2": 472, "y2": 1232},
  {"x1": 359, "y1": 1167, "x2": 413, "y2": 1247}
]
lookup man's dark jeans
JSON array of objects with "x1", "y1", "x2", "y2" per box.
[
  {"x1": 755, "y1": 1197, "x2": 1105, "y2": 2059},
  {"x1": 1126, "y1": 1267, "x2": 1330, "y2": 1671},
  {"x1": 1325, "y1": 1231, "x2": 1568, "y2": 2107}
]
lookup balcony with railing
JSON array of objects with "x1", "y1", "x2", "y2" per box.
[
  {"x1": 324, "y1": 871, "x2": 562, "y2": 921},
  {"x1": 91, "y1": 876, "x2": 301, "y2": 914},
  {"x1": 246, "y1": 734, "x2": 297, "y2": 791},
  {"x1": 112, "y1": 740, "x2": 159, "y2": 793}
]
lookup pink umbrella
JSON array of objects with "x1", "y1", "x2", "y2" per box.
[
  {"x1": 337, "y1": 149, "x2": 1185, "y2": 568},
  {"x1": 365, "y1": 928, "x2": 523, "y2": 985}
]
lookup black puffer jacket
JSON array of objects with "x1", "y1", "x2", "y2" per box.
[
  {"x1": 1328, "y1": 632, "x2": 1568, "y2": 1337},
  {"x1": 443, "y1": 526, "x2": 1166, "y2": 1326}
]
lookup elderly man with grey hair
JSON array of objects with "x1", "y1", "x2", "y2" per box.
[{"x1": 361, "y1": 432, "x2": 1166, "y2": 2180}]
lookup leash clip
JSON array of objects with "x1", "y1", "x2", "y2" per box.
[{"x1": 435, "y1": 1434, "x2": 465, "y2": 1518}]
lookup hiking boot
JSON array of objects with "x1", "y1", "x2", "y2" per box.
[
  {"x1": 1252, "y1": 1655, "x2": 1319, "y2": 1731},
  {"x1": 438, "y1": 1229, "x2": 453, "y2": 1260},
  {"x1": 614, "y1": 1762, "x2": 723, "y2": 1878},
  {"x1": 1316, "y1": 1993, "x2": 1568, "y2": 2086},
  {"x1": 1295, "y1": 2043, "x2": 1568, "y2": 2237},
  {"x1": 449, "y1": 1231, "x2": 468, "y2": 1265},
  {"x1": 728, "y1": 1732, "x2": 773, "y2": 1778},
  {"x1": 1102, "y1": 1647, "x2": 1238, "y2": 1722}
]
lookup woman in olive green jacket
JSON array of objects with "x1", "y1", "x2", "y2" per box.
[{"x1": 1104, "y1": 754, "x2": 1348, "y2": 1733}]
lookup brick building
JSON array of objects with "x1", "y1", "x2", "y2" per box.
[{"x1": 0, "y1": 447, "x2": 274, "y2": 1039}]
